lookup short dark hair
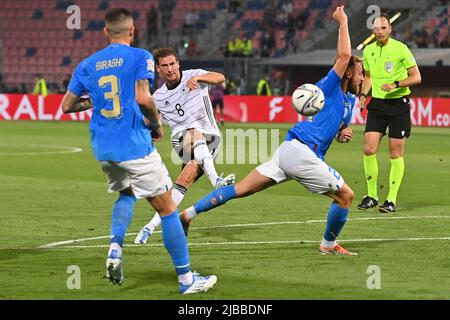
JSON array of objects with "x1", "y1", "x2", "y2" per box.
[
  {"x1": 153, "y1": 47, "x2": 180, "y2": 65},
  {"x1": 105, "y1": 8, "x2": 133, "y2": 37},
  {"x1": 105, "y1": 8, "x2": 132, "y2": 24},
  {"x1": 372, "y1": 12, "x2": 390, "y2": 25}
]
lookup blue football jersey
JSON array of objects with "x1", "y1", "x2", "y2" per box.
[
  {"x1": 68, "y1": 43, "x2": 156, "y2": 162},
  {"x1": 286, "y1": 68, "x2": 356, "y2": 160}
]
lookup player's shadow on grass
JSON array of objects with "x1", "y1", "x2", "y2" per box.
[
  {"x1": 120, "y1": 270, "x2": 175, "y2": 291},
  {"x1": 191, "y1": 226, "x2": 257, "y2": 242},
  {"x1": 0, "y1": 249, "x2": 48, "y2": 262}
]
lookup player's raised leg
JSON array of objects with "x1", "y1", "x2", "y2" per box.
[
  {"x1": 182, "y1": 169, "x2": 275, "y2": 221},
  {"x1": 106, "y1": 187, "x2": 136, "y2": 285},
  {"x1": 149, "y1": 190, "x2": 217, "y2": 294}
]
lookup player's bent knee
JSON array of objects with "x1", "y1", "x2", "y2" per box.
[{"x1": 335, "y1": 187, "x2": 354, "y2": 208}]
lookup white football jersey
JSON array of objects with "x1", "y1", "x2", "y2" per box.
[{"x1": 153, "y1": 69, "x2": 220, "y2": 138}]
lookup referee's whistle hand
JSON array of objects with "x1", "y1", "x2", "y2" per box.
[{"x1": 381, "y1": 83, "x2": 396, "y2": 92}]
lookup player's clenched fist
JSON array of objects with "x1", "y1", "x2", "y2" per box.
[
  {"x1": 187, "y1": 77, "x2": 200, "y2": 90},
  {"x1": 332, "y1": 6, "x2": 347, "y2": 24},
  {"x1": 338, "y1": 127, "x2": 353, "y2": 143}
]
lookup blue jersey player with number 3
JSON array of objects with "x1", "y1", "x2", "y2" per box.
[
  {"x1": 61, "y1": 8, "x2": 216, "y2": 294},
  {"x1": 180, "y1": 6, "x2": 364, "y2": 256}
]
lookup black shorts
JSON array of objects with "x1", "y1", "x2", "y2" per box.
[
  {"x1": 365, "y1": 97, "x2": 411, "y2": 139},
  {"x1": 212, "y1": 98, "x2": 224, "y2": 110}
]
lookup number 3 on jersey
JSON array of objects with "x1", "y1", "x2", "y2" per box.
[{"x1": 99, "y1": 75, "x2": 122, "y2": 118}]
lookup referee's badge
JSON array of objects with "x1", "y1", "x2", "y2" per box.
[{"x1": 385, "y1": 61, "x2": 394, "y2": 73}]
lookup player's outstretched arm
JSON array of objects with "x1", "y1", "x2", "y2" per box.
[
  {"x1": 186, "y1": 72, "x2": 225, "y2": 90},
  {"x1": 135, "y1": 79, "x2": 163, "y2": 140},
  {"x1": 332, "y1": 6, "x2": 351, "y2": 79},
  {"x1": 61, "y1": 91, "x2": 92, "y2": 114}
]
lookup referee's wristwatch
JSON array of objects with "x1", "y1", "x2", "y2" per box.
[{"x1": 394, "y1": 80, "x2": 400, "y2": 88}]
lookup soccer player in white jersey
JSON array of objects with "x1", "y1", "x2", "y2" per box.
[{"x1": 134, "y1": 47, "x2": 235, "y2": 244}]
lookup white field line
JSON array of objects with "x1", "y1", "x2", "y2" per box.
[
  {"x1": 0, "y1": 143, "x2": 82, "y2": 156},
  {"x1": 37, "y1": 215, "x2": 450, "y2": 249},
  {"x1": 47, "y1": 236, "x2": 450, "y2": 249}
]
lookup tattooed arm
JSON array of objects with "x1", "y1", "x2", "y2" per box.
[
  {"x1": 61, "y1": 91, "x2": 92, "y2": 114},
  {"x1": 135, "y1": 79, "x2": 163, "y2": 140}
]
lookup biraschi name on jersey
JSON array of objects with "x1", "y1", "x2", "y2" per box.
[{"x1": 96, "y1": 58, "x2": 124, "y2": 71}]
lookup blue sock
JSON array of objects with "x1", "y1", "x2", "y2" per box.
[
  {"x1": 193, "y1": 185, "x2": 237, "y2": 214},
  {"x1": 323, "y1": 203, "x2": 349, "y2": 241},
  {"x1": 161, "y1": 211, "x2": 191, "y2": 275},
  {"x1": 110, "y1": 193, "x2": 136, "y2": 247}
]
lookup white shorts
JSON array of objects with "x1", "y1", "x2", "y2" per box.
[
  {"x1": 99, "y1": 150, "x2": 173, "y2": 199},
  {"x1": 171, "y1": 130, "x2": 221, "y2": 164},
  {"x1": 256, "y1": 140, "x2": 344, "y2": 194}
]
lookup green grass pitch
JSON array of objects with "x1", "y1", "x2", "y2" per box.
[{"x1": 1, "y1": 121, "x2": 450, "y2": 299}]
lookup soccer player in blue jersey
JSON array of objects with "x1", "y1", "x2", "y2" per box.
[
  {"x1": 61, "y1": 8, "x2": 216, "y2": 294},
  {"x1": 181, "y1": 6, "x2": 363, "y2": 255}
]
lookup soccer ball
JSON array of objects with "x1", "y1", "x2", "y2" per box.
[{"x1": 291, "y1": 84, "x2": 325, "y2": 116}]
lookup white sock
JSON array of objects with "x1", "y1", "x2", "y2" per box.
[
  {"x1": 184, "y1": 206, "x2": 198, "y2": 220},
  {"x1": 108, "y1": 243, "x2": 122, "y2": 258},
  {"x1": 321, "y1": 239, "x2": 336, "y2": 248},
  {"x1": 144, "y1": 184, "x2": 187, "y2": 232},
  {"x1": 178, "y1": 271, "x2": 194, "y2": 285},
  {"x1": 172, "y1": 184, "x2": 186, "y2": 206},
  {"x1": 193, "y1": 140, "x2": 219, "y2": 187}
]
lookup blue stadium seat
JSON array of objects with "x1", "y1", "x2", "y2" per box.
[
  {"x1": 55, "y1": 0, "x2": 75, "y2": 10},
  {"x1": 73, "y1": 30, "x2": 83, "y2": 40},
  {"x1": 61, "y1": 56, "x2": 72, "y2": 66},
  {"x1": 87, "y1": 20, "x2": 97, "y2": 31},
  {"x1": 98, "y1": 1, "x2": 109, "y2": 11},
  {"x1": 26, "y1": 47, "x2": 37, "y2": 57},
  {"x1": 235, "y1": 11, "x2": 244, "y2": 19},
  {"x1": 32, "y1": 9, "x2": 43, "y2": 20}
]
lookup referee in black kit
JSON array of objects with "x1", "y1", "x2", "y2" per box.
[{"x1": 357, "y1": 13, "x2": 421, "y2": 213}]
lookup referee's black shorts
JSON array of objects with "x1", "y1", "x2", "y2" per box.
[{"x1": 365, "y1": 96, "x2": 411, "y2": 139}]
